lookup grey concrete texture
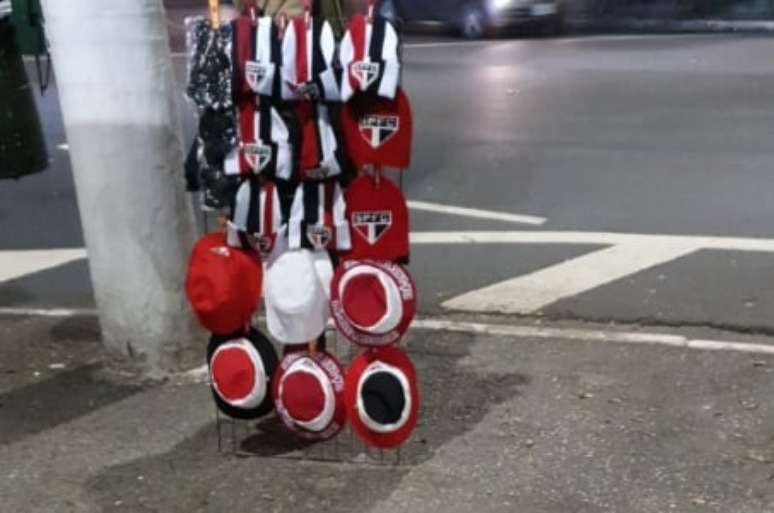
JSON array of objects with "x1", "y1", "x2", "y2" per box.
[{"x1": 3, "y1": 313, "x2": 774, "y2": 512}]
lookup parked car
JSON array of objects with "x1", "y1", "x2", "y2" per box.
[{"x1": 378, "y1": 0, "x2": 564, "y2": 39}]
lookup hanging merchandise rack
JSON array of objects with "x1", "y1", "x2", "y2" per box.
[{"x1": 183, "y1": 0, "x2": 421, "y2": 466}]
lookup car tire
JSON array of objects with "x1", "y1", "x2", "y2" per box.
[{"x1": 460, "y1": 3, "x2": 487, "y2": 39}]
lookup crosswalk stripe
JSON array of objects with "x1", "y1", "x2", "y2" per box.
[{"x1": 0, "y1": 249, "x2": 88, "y2": 284}]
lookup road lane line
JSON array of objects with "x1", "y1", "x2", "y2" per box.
[
  {"x1": 411, "y1": 318, "x2": 774, "y2": 355},
  {"x1": 0, "y1": 307, "x2": 97, "y2": 317},
  {"x1": 442, "y1": 240, "x2": 701, "y2": 314},
  {"x1": 407, "y1": 201, "x2": 547, "y2": 226},
  {"x1": 0, "y1": 249, "x2": 88, "y2": 284}
]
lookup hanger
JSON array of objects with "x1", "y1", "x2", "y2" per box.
[
  {"x1": 366, "y1": 0, "x2": 375, "y2": 23},
  {"x1": 303, "y1": 0, "x2": 312, "y2": 28},
  {"x1": 208, "y1": 0, "x2": 221, "y2": 29}
]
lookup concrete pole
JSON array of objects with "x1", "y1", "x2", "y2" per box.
[{"x1": 40, "y1": 0, "x2": 203, "y2": 376}]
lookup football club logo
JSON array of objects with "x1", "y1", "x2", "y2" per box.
[
  {"x1": 359, "y1": 115, "x2": 399, "y2": 149},
  {"x1": 306, "y1": 225, "x2": 333, "y2": 250},
  {"x1": 245, "y1": 61, "x2": 268, "y2": 91},
  {"x1": 352, "y1": 211, "x2": 392, "y2": 245},
  {"x1": 351, "y1": 61, "x2": 380, "y2": 90},
  {"x1": 243, "y1": 143, "x2": 272, "y2": 172}
]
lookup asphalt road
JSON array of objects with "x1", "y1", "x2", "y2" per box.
[{"x1": 3, "y1": 30, "x2": 774, "y2": 333}]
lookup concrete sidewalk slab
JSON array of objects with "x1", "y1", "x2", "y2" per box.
[{"x1": 2, "y1": 314, "x2": 774, "y2": 512}]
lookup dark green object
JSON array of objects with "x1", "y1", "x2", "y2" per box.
[
  {"x1": 9, "y1": 0, "x2": 46, "y2": 56},
  {"x1": 0, "y1": 18, "x2": 48, "y2": 180}
]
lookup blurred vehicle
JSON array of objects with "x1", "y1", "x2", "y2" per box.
[{"x1": 379, "y1": 0, "x2": 564, "y2": 39}]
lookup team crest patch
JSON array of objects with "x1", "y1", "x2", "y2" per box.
[
  {"x1": 307, "y1": 225, "x2": 333, "y2": 250},
  {"x1": 243, "y1": 143, "x2": 272, "y2": 172},
  {"x1": 352, "y1": 211, "x2": 392, "y2": 245},
  {"x1": 351, "y1": 61, "x2": 380, "y2": 90},
  {"x1": 359, "y1": 115, "x2": 399, "y2": 149},
  {"x1": 245, "y1": 61, "x2": 268, "y2": 91}
]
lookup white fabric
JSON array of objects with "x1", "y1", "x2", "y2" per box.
[
  {"x1": 250, "y1": 17, "x2": 278, "y2": 96},
  {"x1": 338, "y1": 264, "x2": 402, "y2": 334},
  {"x1": 280, "y1": 357, "x2": 336, "y2": 432},
  {"x1": 264, "y1": 249, "x2": 329, "y2": 344},
  {"x1": 356, "y1": 361, "x2": 412, "y2": 433},
  {"x1": 210, "y1": 338, "x2": 268, "y2": 409}
]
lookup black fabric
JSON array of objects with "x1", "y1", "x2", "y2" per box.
[
  {"x1": 361, "y1": 371, "x2": 405, "y2": 425},
  {"x1": 186, "y1": 20, "x2": 233, "y2": 111},
  {"x1": 366, "y1": 16, "x2": 388, "y2": 97},
  {"x1": 184, "y1": 138, "x2": 201, "y2": 192}
]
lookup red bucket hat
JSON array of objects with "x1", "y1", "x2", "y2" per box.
[
  {"x1": 185, "y1": 232, "x2": 263, "y2": 335},
  {"x1": 207, "y1": 328, "x2": 279, "y2": 420},
  {"x1": 345, "y1": 346, "x2": 419, "y2": 449},
  {"x1": 341, "y1": 88, "x2": 412, "y2": 169},
  {"x1": 273, "y1": 350, "x2": 347, "y2": 440},
  {"x1": 330, "y1": 260, "x2": 416, "y2": 347},
  {"x1": 342, "y1": 175, "x2": 409, "y2": 263}
]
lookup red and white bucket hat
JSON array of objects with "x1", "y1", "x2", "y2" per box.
[
  {"x1": 330, "y1": 260, "x2": 416, "y2": 347},
  {"x1": 207, "y1": 328, "x2": 280, "y2": 420},
  {"x1": 273, "y1": 350, "x2": 347, "y2": 440},
  {"x1": 345, "y1": 346, "x2": 419, "y2": 448},
  {"x1": 340, "y1": 13, "x2": 400, "y2": 102}
]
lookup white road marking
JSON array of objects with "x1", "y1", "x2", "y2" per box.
[
  {"x1": 411, "y1": 318, "x2": 774, "y2": 355},
  {"x1": 0, "y1": 307, "x2": 97, "y2": 317},
  {"x1": 56, "y1": 143, "x2": 69, "y2": 151},
  {"x1": 0, "y1": 249, "x2": 88, "y2": 284},
  {"x1": 410, "y1": 230, "x2": 774, "y2": 252},
  {"x1": 403, "y1": 40, "x2": 495, "y2": 49},
  {"x1": 443, "y1": 240, "x2": 701, "y2": 313},
  {"x1": 412, "y1": 230, "x2": 774, "y2": 314},
  {"x1": 407, "y1": 201, "x2": 547, "y2": 226}
]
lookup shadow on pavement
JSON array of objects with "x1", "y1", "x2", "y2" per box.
[{"x1": 83, "y1": 332, "x2": 531, "y2": 512}]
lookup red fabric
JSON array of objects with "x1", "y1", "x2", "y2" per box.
[
  {"x1": 342, "y1": 274, "x2": 387, "y2": 328},
  {"x1": 282, "y1": 371, "x2": 325, "y2": 422},
  {"x1": 238, "y1": 99, "x2": 256, "y2": 175},
  {"x1": 294, "y1": 17, "x2": 308, "y2": 84},
  {"x1": 344, "y1": 346, "x2": 419, "y2": 449},
  {"x1": 233, "y1": 15, "x2": 255, "y2": 99},
  {"x1": 211, "y1": 347, "x2": 256, "y2": 401},
  {"x1": 341, "y1": 88, "x2": 412, "y2": 169},
  {"x1": 347, "y1": 14, "x2": 367, "y2": 93},
  {"x1": 342, "y1": 175, "x2": 409, "y2": 263},
  {"x1": 296, "y1": 102, "x2": 322, "y2": 171},
  {"x1": 185, "y1": 232, "x2": 263, "y2": 334}
]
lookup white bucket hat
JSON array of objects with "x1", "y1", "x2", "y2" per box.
[{"x1": 264, "y1": 249, "x2": 332, "y2": 344}]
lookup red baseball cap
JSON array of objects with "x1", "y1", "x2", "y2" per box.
[
  {"x1": 341, "y1": 175, "x2": 409, "y2": 263},
  {"x1": 273, "y1": 350, "x2": 347, "y2": 441},
  {"x1": 330, "y1": 260, "x2": 416, "y2": 347},
  {"x1": 345, "y1": 346, "x2": 419, "y2": 449},
  {"x1": 185, "y1": 232, "x2": 263, "y2": 335},
  {"x1": 341, "y1": 87, "x2": 412, "y2": 169}
]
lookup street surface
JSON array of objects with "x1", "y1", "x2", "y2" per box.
[
  {"x1": 3, "y1": 9, "x2": 774, "y2": 511},
  {"x1": 3, "y1": 31, "x2": 774, "y2": 332}
]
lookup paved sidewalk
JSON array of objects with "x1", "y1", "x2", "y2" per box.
[{"x1": 3, "y1": 313, "x2": 774, "y2": 512}]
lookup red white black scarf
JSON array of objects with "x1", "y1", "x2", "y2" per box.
[
  {"x1": 281, "y1": 16, "x2": 339, "y2": 102},
  {"x1": 340, "y1": 14, "x2": 400, "y2": 103},
  {"x1": 227, "y1": 177, "x2": 284, "y2": 258},
  {"x1": 288, "y1": 179, "x2": 351, "y2": 251}
]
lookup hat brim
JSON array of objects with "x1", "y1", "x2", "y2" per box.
[
  {"x1": 344, "y1": 346, "x2": 419, "y2": 449},
  {"x1": 331, "y1": 260, "x2": 416, "y2": 347},
  {"x1": 272, "y1": 350, "x2": 347, "y2": 441},
  {"x1": 207, "y1": 328, "x2": 279, "y2": 420}
]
